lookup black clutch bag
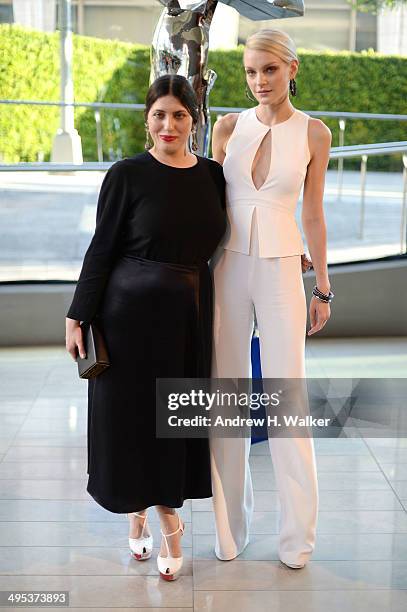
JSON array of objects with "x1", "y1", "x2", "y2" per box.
[{"x1": 77, "y1": 321, "x2": 110, "y2": 379}]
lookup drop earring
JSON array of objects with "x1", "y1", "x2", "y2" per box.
[
  {"x1": 289, "y1": 79, "x2": 297, "y2": 97},
  {"x1": 245, "y1": 86, "x2": 256, "y2": 102},
  {"x1": 191, "y1": 127, "x2": 198, "y2": 152},
  {"x1": 144, "y1": 122, "x2": 152, "y2": 150}
]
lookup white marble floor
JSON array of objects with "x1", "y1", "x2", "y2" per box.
[{"x1": 0, "y1": 338, "x2": 406, "y2": 611}]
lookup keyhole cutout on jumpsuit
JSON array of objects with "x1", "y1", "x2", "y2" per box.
[{"x1": 251, "y1": 129, "x2": 272, "y2": 192}]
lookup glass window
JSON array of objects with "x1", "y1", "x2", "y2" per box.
[
  {"x1": 0, "y1": 170, "x2": 106, "y2": 282},
  {"x1": 0, "y1": 4, "x2": 13, "y2": 24},
  {"x1": 356, "y1": 11, "x2": 377, "y2": 51}
]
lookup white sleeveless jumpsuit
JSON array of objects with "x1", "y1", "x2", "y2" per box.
[{"x1": 209, "y1": 106, "x2": 319, "y2": 566}]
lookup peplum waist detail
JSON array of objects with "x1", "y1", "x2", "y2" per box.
[
  {"x1": 226, "y1": 197, "x2": 297, "y2": 213},
  {"x1": 222, "y1": 203, "x2": 305, "y2": 258}
]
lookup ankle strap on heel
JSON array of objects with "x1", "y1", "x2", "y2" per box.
[
  {"x1": 160, "y1": 515, "x2": 184, "y2": 557},
  {"x1": 128, "y1": 511, "x2": 148, "y2": 539}
]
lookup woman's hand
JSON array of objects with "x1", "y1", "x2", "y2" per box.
[
  {"x1": 65, "y1": 318, "x2": 86, "y2": 361},
  {"x1": 308, "y1": 296, "x2": 330, "y2": 336},
  {"x1": 301, "y1": 253, "x2": 313, "y2": 273}
]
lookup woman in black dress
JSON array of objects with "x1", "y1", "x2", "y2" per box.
[{"x1": 65, "y1": 75, "x2": 226, "y2": 581}]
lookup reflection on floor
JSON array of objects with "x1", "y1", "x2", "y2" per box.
[{"x1": 0, "y1": 337, "x2": 406, "y2": 611}]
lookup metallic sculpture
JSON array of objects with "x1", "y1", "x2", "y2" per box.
[{"x1": 150, "y1": 0, "x2": 305, "y2": 156}]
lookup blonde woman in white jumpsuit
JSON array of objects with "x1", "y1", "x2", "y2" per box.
[{"x1": 209, "y1": 29, "x2": 333, "y2": 568}]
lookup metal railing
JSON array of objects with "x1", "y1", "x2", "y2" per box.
[{"x1": 1, "y1": 97, "x2": 406, "y2": 164}]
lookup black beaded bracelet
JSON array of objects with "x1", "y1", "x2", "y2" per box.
[
  {"x1": 312, "y1": 285, "x2": 334, "y2": 303},
  {"x1": 313, "y1": 293, "x2": 332, "y2": 303}
]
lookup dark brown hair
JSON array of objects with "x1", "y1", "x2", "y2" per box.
[{"x1": 144, "y1": 75, "x2": 199, "y2": 125}]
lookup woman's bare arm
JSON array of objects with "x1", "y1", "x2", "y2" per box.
[
  {"x1": 301, "y1": 118, "x2": 332, "y2": 334},
  {"x1": 302, "y1": 118, "x2": 332, "y2": 293},
  {"x1": 211, "y1": 113, "x2": 239, "y2": 165}
]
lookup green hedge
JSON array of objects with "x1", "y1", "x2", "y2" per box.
[{"x1": 1, "y1": 24, "x2": 406, "y2": 171}]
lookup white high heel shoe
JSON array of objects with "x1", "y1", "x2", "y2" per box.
[
  {"x1": 156, "y1": 513, "x2": 185, "y2": 581},
  {"x1": 126, "y1": 511, "x2": 153, "y2": 561}
]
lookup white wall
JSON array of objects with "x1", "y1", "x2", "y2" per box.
[{"x1": 377, "y1": 5, "x2": 407, "y2": 55}]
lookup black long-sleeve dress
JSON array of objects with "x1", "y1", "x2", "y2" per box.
[{"x1": 67, "y1": 151, "x2": 226, "y2": 513}]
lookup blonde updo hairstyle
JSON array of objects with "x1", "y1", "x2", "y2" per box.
[{"x1": 244, "y1": 28, "x2": 298, "y2": 66}]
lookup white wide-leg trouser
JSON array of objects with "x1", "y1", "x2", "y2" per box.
[{"x1": 209, "y1": 211, "x2": 319, "y2": 565}]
